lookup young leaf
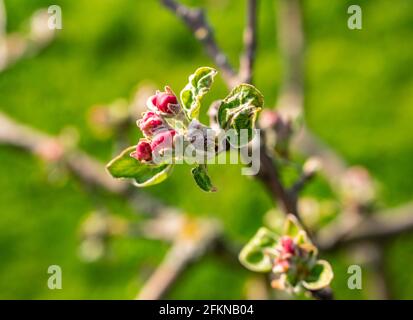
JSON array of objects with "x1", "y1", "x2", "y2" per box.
[
  {"x1": 239, "y1": 227, "x2": 279, "y2": 273},
  {"x1": 283, "y1": 214, "x2": 302, "y2": 238},
  {"x1": 302, "y1": 260, "x2": 334, "y2": 290},
  {"x1": 191, "y1": 164, "x2": 216, "y2": 192},
  {"x1": 106, "y1": 146, "x2": 173, "y2": 187},
  {"x1": 218, "y1": 84, "x2": 263, "y2": 146},
  {"x1": 180, "y1": 67, "x2": 217, "y2": 119}
]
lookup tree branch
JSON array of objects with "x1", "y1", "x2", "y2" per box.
[{"x1": 0, "y1": 3, "x2": 56, "y2": 72}]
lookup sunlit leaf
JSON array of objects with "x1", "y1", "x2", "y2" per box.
[
  {"x1": 180, "y1": 67, "x2": 217, "y2": 119},
  {"x1": 218, "y1": 84, "x2": 263, "y2": 146},
  {"x1": 302, "y1": 260, "x2": 334, "y2": 290},
  {"x1": 106, "y1": 146, "x2": 173, "y2": 187},
  {"x1": 239, "y1": 227, "x2": 279, "y2": 272}
]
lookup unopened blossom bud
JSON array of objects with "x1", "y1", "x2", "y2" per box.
[
  {"x1": 280, "y1": 236, "x2": 295, "y2": 255},
  {"x1": 148, "y1": 88, "x2": 180, "y2": 115},
  {"x1": 132, "y1": 140, "x2": 152, "y2": 162},
  {"x1": 138, "y1": 111, "x2": 166, "y2": 137},
  {"x1": 151, "y1": 129, "x2": 176, "y2": 154}
]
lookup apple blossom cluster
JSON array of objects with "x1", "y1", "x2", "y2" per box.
[
  {"x1": 107, "y1": 67, "x2": 264, "y2": 192},
  {"x1": 267, "y1": 234, "x2": 320, "y2": 291},
  {"x1": 239, "y1": 215, "x2": 333, "y2": 294},
  {"x1": 131, "y1": 88, "x2": 179, "y2": 163}
]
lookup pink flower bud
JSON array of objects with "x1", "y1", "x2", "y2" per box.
[
  {"x1": 132, "y1": 140, "x2": 152, "y2": 162},
  {"x1": 157, "y1": 93, "x2": 178, "y2": 112},
  {"x1": 280, "y1": 236, "x2": 295, "y2": 255},
  {"x1": 148, "y1": 89, "x2": 179, "y2": 115},
  {"x1": 138, "y1": 111, "x2": 166, "y2": 137},
  {"x1": 151, "y1": 129, "x2": 176, "y2": 153}
]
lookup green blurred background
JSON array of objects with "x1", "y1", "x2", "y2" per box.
[{"x1": 0, "y1": 0, "x2": 412, "y2": 299}]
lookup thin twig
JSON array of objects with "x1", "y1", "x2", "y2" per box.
[
  {"x1": 292, "y1": 127, "x2": 348, "y2": 188},
  {"x1": 161, "y1": 0, "x2": 238, "y2": 87},
  {"x1": 258, "y1": 144, "x2": 298, "y2": 215},
  {"x1": 239, "y1": 0, "x2": 258, "y2": 84},
  {"x1": 290, "y1": 157, "x2": 320, "y2": 194}
]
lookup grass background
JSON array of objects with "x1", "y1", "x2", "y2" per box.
[{"x1": 0, "y1": 0, "x2": 412, "y2": 299}]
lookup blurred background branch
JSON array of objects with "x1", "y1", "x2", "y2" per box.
[
  {"x1": 318, "y1": 202, "x2": 413, "y2": 251},
  {"x1": 239, "y1": 0, "x2": 257, "y2": 84},
  {"x1": 0, "y1": 1, "x2": 56, "y2": 71}
]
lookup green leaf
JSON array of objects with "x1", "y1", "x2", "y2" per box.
[
  {"x1": 191, "y1": 164, "x2": 216, "y2": 192},
  {"x1": 283, "y1": 214, "x2": 302, "y2": 238},
  {"x1": 239, "y1": 227, "x2": 279, "y2": 273},
  {"x1": 302, "y1": 260, "x2": 334, "y2": 290},
  {"x1": 106, "y1": 146, "x2": 173, "y2": 187},
  {"x1": 217, "y1": 84, "x2": 263, "y2": 146},
  {"x1": 180, "y1": 67, "x2": 217, "y2": 119},
  {"x1": 295, "y1": 230, "x2": 308, "y2": 245},
  {"x1": 133, "y1": 164, "x2": 173, "y2": 187}
]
